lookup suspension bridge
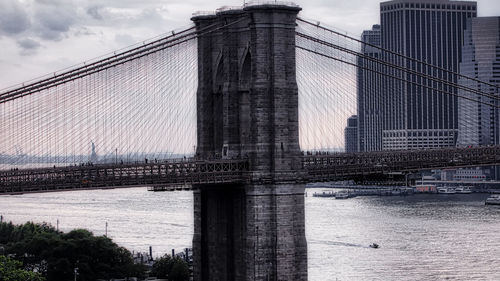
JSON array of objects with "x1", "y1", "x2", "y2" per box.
[{"x1": 1, "y1": 2, "x2": 499, "y2": 281}]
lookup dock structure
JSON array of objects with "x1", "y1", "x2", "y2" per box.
[
  {"x1": 312, "y1": 186, "x2": 414, "y2": 198},
  {"x1": 147, "y1": 185, "x2": 193, "y2": 192}
]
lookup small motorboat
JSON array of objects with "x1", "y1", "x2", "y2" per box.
[
  {"x1": 485, "y1": 194, "x2": 500, "y2": 205},
  {"x1": 437, "y1": 187, "x2": 456, "y2": 194},
  {"x1": 335, "y1": 191, "x2": 349, "y2": 199},
  {"x1": 455, "y1": 186, "x2": 472, "y2": 194},
  {"x1": 369, "y1": 243, "x2": 379, "y2": 249}
]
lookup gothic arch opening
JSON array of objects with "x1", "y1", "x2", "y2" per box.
[
  {"x1": 214, "y1": 55, "x2": 224, "y2": 93},
  {"x1": 239, "y1": 51, "x2": 252, "y2": 90}
]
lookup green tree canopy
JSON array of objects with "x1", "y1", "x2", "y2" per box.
[
  {"x1": 0, "y1": 255, "x2": 44, "y2": 281},
  {"x1": 150, "y1": 254, "x2": 189, "y2": 281},
  {"x1": 0, "y1": 221, "x2": 146, "y2": 281}
]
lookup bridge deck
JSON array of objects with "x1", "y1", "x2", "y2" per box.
[
  {"x1": 1, "y1": 146, "x2": 499, "y2": 194},
  {"x1": 0, "y1": 159, "x2": 248, "y2": 194},
  {"x1": 304, "y1": 146, "x2": 500, "y2": 182}
]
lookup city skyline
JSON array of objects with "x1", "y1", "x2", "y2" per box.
[{"x1": 1, "y1": 0, "x2": 500, "y2": 88}]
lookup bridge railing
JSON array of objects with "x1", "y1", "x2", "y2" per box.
[
  {"x1": 2, "y1": 146, "x2": 499, "y2": 193},
  {"x1": 303, "y1": 145, "x2": 500, "y2": 182},
  {"x1": 0, "y1": 159, "x2": 249, "y2": 194},
  {"x1": 244, "y1": 1, "x2": 300, "y2": 8}
]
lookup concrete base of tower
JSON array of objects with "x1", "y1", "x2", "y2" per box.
[{"x1": 192, "y1": 183, "x2": 307, "y2": 281}]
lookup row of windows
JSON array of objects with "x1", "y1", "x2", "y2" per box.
[
  {"x1": 382, "y1": 142, "x2": 455, "y2": 150},
  {"x1": 382, "y1": 3, "x2": 476, "y2": 12},
  {"x1": 383, "y1": 139, "x2": 456, "y2": 145},
  {"x1": 454, "y1": 175, "x2": 486, "y2": 179},
  {"x1": 456, "y1": 170, "x2": 485, "y2": 175},
  {"x1": 383, "y1": 131, "x2": 456, "y2": 137},
  {"x1": 383, "y1": 136, "x2": 455, "y2": 143}
]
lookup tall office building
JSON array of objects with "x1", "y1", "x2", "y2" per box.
[
  {"x1": 457, "y1": 17, "x2": 500, "y2": 180},
  {"x1": 457, "y1": 17, "x2": 500, "y2": 146},
  {"x1": 380, "y1": 0, "x2": 477, "y2": 150},
  {"x1": 345, "y1": 115, "x2": 359, "y2": 152},
  {"x1": 357, "y1": 24, "x2": 382, "y2": 152}
]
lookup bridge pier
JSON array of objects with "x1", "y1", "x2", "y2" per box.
[
  {"x1": 192, "y1": 3, "x2": 306, "y2": 280},
  {"x1": 192, "y1": 184, "x2": 307, "y2": 281}
]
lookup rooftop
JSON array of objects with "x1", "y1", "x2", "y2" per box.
[{"x1": 193, "y1": 1, "x2": 300, "y2": 17}]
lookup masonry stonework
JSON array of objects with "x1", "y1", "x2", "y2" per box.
[{"x1": 192, "y1": 4, "x2": 307, "y2": 281}]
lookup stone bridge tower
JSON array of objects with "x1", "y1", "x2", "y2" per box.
[{"x1": 192, "y1": 3, "x2": 307, "y2": 280}]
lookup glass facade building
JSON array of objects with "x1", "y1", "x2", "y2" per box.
[
  {"x1": 457, "y1": 17, "x2": 500, "y2": 147},
  {"x1": 345, "y1": 115, "x2": 359, "y2": 152},
  {"x1": 457, "y1": 17, "x2": 500, "y2": 180},
  {"x1": 357, "y1": 25, "x2": 382, "y2": 152},
  {"x1": 380, "y1": 0, "x2": 477, "y2": 150}
]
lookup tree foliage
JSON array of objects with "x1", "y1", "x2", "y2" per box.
[
  {"x1": 0, "y1": 255, "x2": 44, "y2": 281},
  {"x1": 150, "y1": 254, "x2": 189, "y2": 281},
  {"x1": 0, "y1": 221, "x2": 146, "y2": 281}
]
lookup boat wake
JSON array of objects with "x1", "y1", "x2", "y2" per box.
[{"x1": 309, "y1": 239, "x2": 368, "y2": 248}]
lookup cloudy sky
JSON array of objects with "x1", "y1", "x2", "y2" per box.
[{"x1": 0, "y1": 0, "x2": 499, "y2": 88}]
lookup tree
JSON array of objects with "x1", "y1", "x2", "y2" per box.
[
  {"x1": 0, "y1": 222, "x2": 146, "y2": 281},
  {"x1": 168, "y1": 258, "x2": 190, "y2": 281},
  {"x1": 0, "y1": 255, "x2": 44, "y2": 281},
  {"x1": 150, "y1": 255, "x2": 189, "y2": 281}
]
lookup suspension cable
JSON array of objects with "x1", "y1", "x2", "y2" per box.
[
  {"x1": 297, "y1": 17, "x2": 500, "y2": 90},
  {"x1": 296, "y1": 32, "x2": 500, "y2": 101},
  {"x1": 295, "y1": 45, "x2": 499, "y2": 109}
]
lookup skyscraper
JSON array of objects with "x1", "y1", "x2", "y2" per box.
[
  {"x1": 457, "y1": 17, "x2": 500, "y2": 180},
  {"x1": 357, "y1": 24, "x2": 382, "y2": 152},
  {"x1": 380, "y1": 0, "x2": 477, "y2": 150},
  {"x1": 345, "y1": 115, "x2": 359, "y2": 152},
  {"x1": 457, "y1": 17, "x2": 500, "y2": 147}
]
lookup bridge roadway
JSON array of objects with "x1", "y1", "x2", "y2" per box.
[{"x1": 1, "y1": 146, "x2": 499, "y2": 194}]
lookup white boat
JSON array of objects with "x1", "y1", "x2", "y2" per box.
[
  {"x1": 455, "y1": 186, "x2": 472, "y2": 194},
  {"x1": 391, "y1": 189, "x2": 402, "y2": 196},
  {"x1": 437, "y1": 187, "x2": 456, "y2": 194},
  {"x1": 485, "y1": 194, "x2": 500, "y2": 205},
  {"x1": 335, "y1": 191, "x2": 349, "y2": 199}
]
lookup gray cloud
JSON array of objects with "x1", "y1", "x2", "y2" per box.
[
  {"x1": 0, "y1": 1, "x2": 31, "y2": 35},
  {"x1": 33, "y1": 0, "x2": 78, "y2": 41},
  {"x1": 17, "y1": 38, "x2": 41, "y2": 49},
  {"x1": 17, "y1": 38, "x2": 42, "y2": 56},
  {"x1": 83, "y1": 5, "x2": 169, "y2": 30},
  {"x1": 1, "y1": 0, "x2": 500, "y2": 88},
  {"x1": 74, "y1": 26, "x2": 96, "y2": 37},
  {"x1": 87, "y1": 6, "x2": 103, "y2": 20}
]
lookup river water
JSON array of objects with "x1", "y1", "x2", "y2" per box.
[{"x1": 1, "y1": 187, "x2": 499, "y2": 280}]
